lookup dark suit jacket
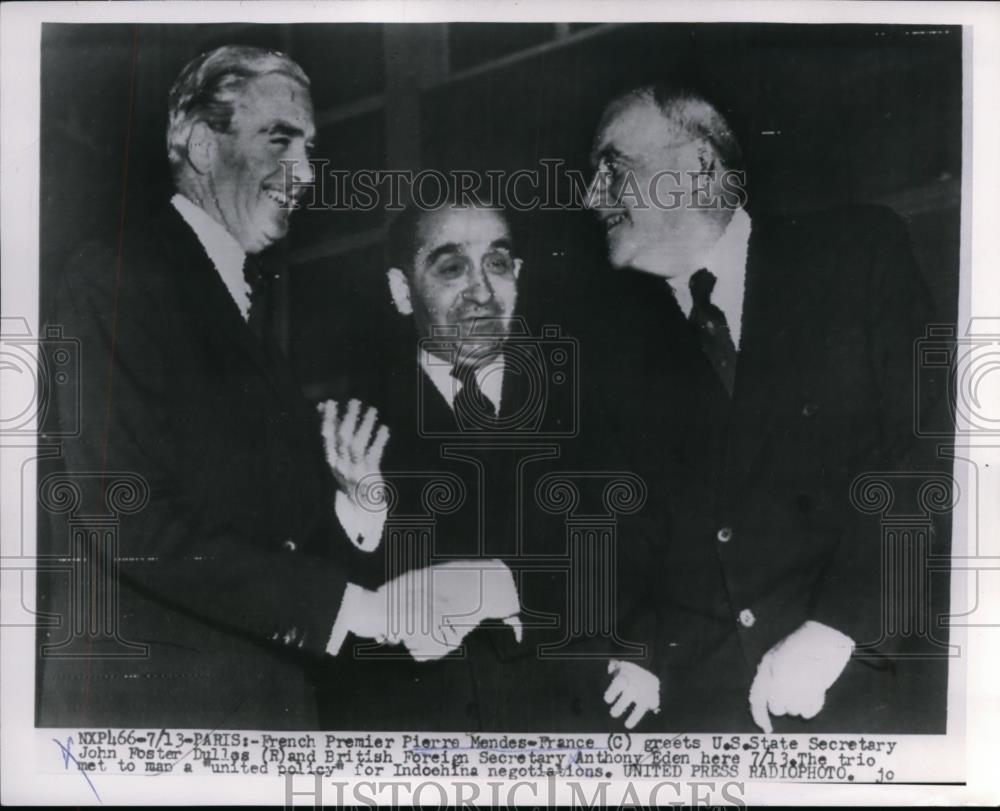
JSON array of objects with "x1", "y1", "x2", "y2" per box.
[
  {"x1": 315, "y1": 342, "x2": 636, "y2": 731},
  {"x1": 588, "y1": 206, "x2": 949, "y2": 731},
  {"x1": 37, "y1": 205, "x2": 351, "y2": 730}
]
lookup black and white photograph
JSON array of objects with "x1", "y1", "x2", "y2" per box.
[{"x1": 2, "y1": 1, "x2": 998, "y2": 806}]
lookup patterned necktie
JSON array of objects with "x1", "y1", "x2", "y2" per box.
[
  {"x1": 688, "y1": 268, "x2": 737, "y2": 396},
  {"x1": 242, "y1": 254, "x2": 273, "y2": 341},
  {"x1": 452, "y1": 363, "x2": 497, "y2": 428}
]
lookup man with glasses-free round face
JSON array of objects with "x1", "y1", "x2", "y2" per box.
[
  {"x1": 387, "y1": 205, "x2": 522, "y2": 371},
  {"x1": 312, "y1": 202, "x2": 531, "y2": 731}
]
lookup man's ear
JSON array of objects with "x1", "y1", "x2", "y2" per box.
[
  {"x1": 185, "y1": 121, "x2": 217, "y2": 175},
  {"x1": 512, "y1": 258, "x2": 523, "y2": 281},
  {"x1": 695, "y1": 142, "x2": 717, "y2": 174},
  {"x1": 386, "y1": 267, "x2": 413, "y2": 316}
]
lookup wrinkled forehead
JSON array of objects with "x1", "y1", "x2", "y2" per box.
[
  {"x1": 591, "y1": 95, "x2": 683, "y2": 165},
  {"x1": 415, "y1": 207, "x2": 512, "y2": 259},
  {"x1": 231, "y1": 72, "x2": 316, "y2": 133}
]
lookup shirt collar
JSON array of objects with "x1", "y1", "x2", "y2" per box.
[
  {"x1": 171, "y1": 193, "x2": 250, "y2": 319},
  {"x1": 704, "y1": 206, "x2": 752, "y2": 279},
  {"x1": 420, "y1": 349, "x2": 505, "y2": 415},
  {"x1": 668, "y1": 207, "x2": 752, "y2": 348}
]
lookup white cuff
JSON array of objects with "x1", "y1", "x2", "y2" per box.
[
  {"x1": 803, "y1": 620, "x2": 855, "y2": 653},
  {"x1": 326, "y1": 582, "x2": 363, "y2": 656},
  {"x1": 335, "y1": 490, "x2": 387, "y2": 552}
]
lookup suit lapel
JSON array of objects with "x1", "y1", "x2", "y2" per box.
[
  {"x1": 725, "y1": 219, "x2": 806, "y2": 486},
  {"x1": 498, "y1": 357, "x2": 530, "y2": 426},
  {"x1": 155, "y1": 206, "x2": 291, "y2": 402},
  {"x1": 423, "y1": 363, "x2": 461, "y2": 435}
]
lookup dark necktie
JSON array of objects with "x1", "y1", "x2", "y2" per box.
[
  {"x1": 688, "y1": 268, "x2": 737, "y2": 396},
  {"x1": 452, "y1": 363, "x2": 497, "y2": 428},
  {"x1": 242, "y1": 254, "x2": 273, "y2": 341}
]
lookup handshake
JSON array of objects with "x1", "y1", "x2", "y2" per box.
[
  {"x1": 335, "y1": 559, "x2": 523, "y2": 661},
  {"x1": 318, "y1": 399, "x2": 522, "y2": 660}
]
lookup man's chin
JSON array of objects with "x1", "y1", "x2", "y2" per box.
[
  {"x1": 607, "y1": 249, "x2": 633, "y2": 271},
  {"x1": 604, "y1": 236, "x2": 634, "y2": 269},
  {"x1": 255, "y1": 225, "x2": 289, "y2": 251},
  {"x1": 458, "y1": 317, "x2": 508, "y2": 337},
  {"x1": 457, "y1": 341, "x2": 504, "y2": 367}
]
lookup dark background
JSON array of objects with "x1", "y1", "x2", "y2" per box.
[{"x1": 40, "y1": 22, "x2": 962, "y2": 396}]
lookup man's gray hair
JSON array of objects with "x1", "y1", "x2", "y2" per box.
[
  {"x1": 166, "y1": 45, "x2": 310, "y2": 179},
  {"x1": 608, "y1": 83, "x2": 744, "y2": 172}
]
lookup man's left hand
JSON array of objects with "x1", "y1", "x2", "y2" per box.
[
  {"x1": 748, "y1": 620, "x2": 855, "y2": 733},
  {"x1": 605, "y1": 659, "x2": 661, "y2": 730}
]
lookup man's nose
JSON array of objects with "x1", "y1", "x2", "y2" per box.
[
  {"x1": 584, "y1": 171, "x2": 607, "y2": 211},
  {"x1": 463, "y1": 264, "x2": 494, "y2": 305},
  {"x1": 287, "y1": 146, "x2": 315, "y2": 187}
]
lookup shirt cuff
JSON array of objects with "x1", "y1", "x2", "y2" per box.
[
  {"x1": 326, "y1": 582, "x2": 364, "y2": 656},
  {"x1": 334, "y1": 489, "x2": 387, "y2": 552},
  {"x1": 804, "y1": 619, "x2": 855, "y2": 651},
  {"x1": 800, "y1": 620, "x2": 856, "y2": 682}
]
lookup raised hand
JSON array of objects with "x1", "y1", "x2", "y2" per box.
[{"x1": 318, "y1": 398, "x2": 390, "y2": 508}]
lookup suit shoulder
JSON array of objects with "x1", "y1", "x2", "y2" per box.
[
  {"x1": 61, "y1": 211, "x2": 193, "y2": 296},
  {"x1": 53, "y1": 212, "x2": 192, "y2": 332},
  {"x1": 752, "y1": 205, "x2": 916, "y2": 274},
  {"x1": 758, "y1": 204, "x2": 911, "y2": 244}
]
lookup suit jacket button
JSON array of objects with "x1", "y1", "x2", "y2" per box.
[
  {"x1": 716, "y1": 526, "x2": 733, "y2": 543},
  {"x1": 282, "y1": 539, "x2": 297, "y2": 552},
  {"x1": 801, "y1": 402, "x2": 820, "y2": 418},
  {"x1": 738, "y1": 609, "x2": 756, "y2": 628},
  {"x1": 571, "y1": 697, "x2": 583, "y2": 716}
]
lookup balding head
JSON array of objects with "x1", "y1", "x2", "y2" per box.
[{"x1": 586, "y1": 83, "x2": 745, "y2": 277}]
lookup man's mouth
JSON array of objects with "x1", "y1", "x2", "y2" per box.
[
  {"x1": 263, "y1": 188, "x2": 297, "y2": 209},
  {"x1": 604, "y1": 213, "x2": 627, "y2": 233}
]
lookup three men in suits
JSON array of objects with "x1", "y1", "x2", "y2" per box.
[
  {"x1": 584, "y1": 84, "x2": 947, "y2": 731},
  {"x1": 39, "y1": 40, "x2": 945, "y2": 734},
  {"x1": 37, "y1": 45, "x2": 518, "y2": 730}
]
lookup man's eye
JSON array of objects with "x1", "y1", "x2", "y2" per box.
[
  {"x1": 436, "y1": 260, "x2": 467, "y2": 279},
  {"x1": 483, "y1": 252, "x2": 515, "y2": 275},
  {"x1": 271, "y1": 137, "x2": 290, "y2": 148}
]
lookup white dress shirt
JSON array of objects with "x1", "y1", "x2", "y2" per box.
[
  {"x1": 171, "y1": 193, "x2": 252, "y2": 320},
  {"x1": 668, "y1": 207, "x2": 752, "y2": 349}
]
